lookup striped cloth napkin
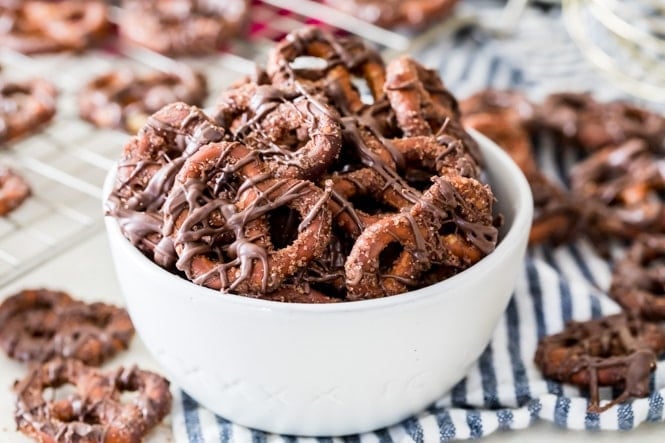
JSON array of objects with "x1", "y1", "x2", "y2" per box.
[{"x1": 172, "y1": 5, "x2": 665, "y2": 442}]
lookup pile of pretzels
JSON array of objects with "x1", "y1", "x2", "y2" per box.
[{"x1": 107, "y1": 26, "x2": 500, "y2": 302}]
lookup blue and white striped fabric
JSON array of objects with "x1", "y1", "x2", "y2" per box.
[{"x1": 172, "y1": 5, "x2": 665, "y2": 442}]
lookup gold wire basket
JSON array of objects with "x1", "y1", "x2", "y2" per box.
[{"x1": 562, "y1": 0, "x2": 665, "y2": 103}]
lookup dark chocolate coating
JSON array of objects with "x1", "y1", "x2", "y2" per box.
[
  {"x1": 0, "y1": 289, "x2": 134, "y2": 366},
  {"x1": 14, "y1": 358, "x2": 171, "y2": 443},
  {"x1": 610, "y1": 235, "x2": 665, "y2": 320},
  {"x1": 106, "y1": 102, "x2": 226, "y2": 269},
  {"x1": 0, "y1": 166, "x2": 30, "y2": 216},
  {"x1": 215, "y1": 82, "x2": 343, "y2": 180},
  {"x1": 538, "y1": 92, "x2": 665, "y2": 152},
  {"x1": 535, "y1": 313, "x2": 665, "y2": 413},
  {"x1": 0, "y1": 77, "x2": 57, "y2": 144},
  {"x1": 79, "y1": 65, "x2": 208, "y2": 134},
  {"x1": 570, "y1": 139, "x2": 665, "y2": 241},
  {"x1": 119, "y1": 0, "x2": 249, "y2": 55},
  {"x1": 163, "y1": 141, "x2": 333, "y2": 294},
  {"x1": 107, "y1": 27, "x2": 498, "y2": 302},
  {"x1": 323, "y1": 0, "x2": 460, "y2": 29},
  {"x1": 526, "y1": 171, "x2": 583, "y2": 246},
  {"x1": 0, "y1": 0, "x2": 109, "y2": 54}
]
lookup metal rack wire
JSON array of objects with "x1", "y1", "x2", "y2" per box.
[{"x1": 0, "y1": 0, "x2": 518, "y2": 287}]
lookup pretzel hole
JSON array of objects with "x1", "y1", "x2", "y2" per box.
[
  {"x1": 286, "y1": 127, "x2": 307, "y2": 149},
  {"x1": 27, "y1": 326, "x2": 55, "y2": 339},
  {"x1": 209, "y1": 167, "x2": 240, "y2": 196},
  {"x1": 261, "y1": 114, "x2": 308, "y2": 151},
  {"x1": 204, "y1": 244, "x2": 233, "y2": 263},
  {"x1": 438, "y1": 223, "x2": 457, "y2": 236},
  {"x1": 560, "y1": 96, "x2": 588, "y2": 111},
  {"x1": 65, "y1": 10, "x2": 85, "y2": 22},
  {"x1": 477, "y1": 233, "x2": 497, "y2": 245},
  {"x1": 312, "y1": 282, "x2": 346, "y2": 299},
  {"x1": 44, "y1": 383, "x2": 78, "y2": 403},
  {"x1": 643, "y1": 251, "x2": 665, "y2": 268},
  {"x1": 289, "y1": 56, "x2": 327, "y2": 71},
  {"x1": 348, "y1": 195, "x2": 395, "y2": 216},
  {"x1": 120, "y1": 389, "x2": 141, "y2": 405},
  {"x1": 563, "y1": 337, "x2": 579, "y2": 348},
  {"x1": 1, "y1": 93, "x2": 23, "y2": 113},
  {"x1": 647, "y1": 275, "x2": 664, "y2": 293},
  {"x1": 657, "y1": 188, "x2": 665, "y2": 203},
  {"x1": 130, "y1": 182, "x2": 144, "y2": 193},
  {"x1": 336, "y1": 150, "x2": 363, "y2": 172},
  {"x1": 267, "y1": 206, "x2": 301, "y2": 249},
  {"x1": 94, "y1": 311, "x2": 113, "y2": 327},
  {"x1": 403, "y1": 167, "x2": 435, "y2": 191},
  {"x1": 620, "y1": 107, "x2": 646, "y2": 124},
  {"x1": 351, "y1": 77, "x2": 373, "y2": 105},
  {"x1": 379, "y1": 242, "x2": 404, "y2": 274}
]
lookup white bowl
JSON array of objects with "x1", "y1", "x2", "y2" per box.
[{"x1": 104, "y1": 130, "x2": 533, "y2": 436}]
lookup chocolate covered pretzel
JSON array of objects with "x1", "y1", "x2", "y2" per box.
[
  {"x1": 119, "y1": 0, "x2": 249, "y2": 55},
  {"x1": 79, "y1": 65, "x2": 207, "y2": 134},
  {"x1": 0, "y1": 77, "x2": 57, "y2": 144},
  {"x1": 535, "y1": 313, "x2": 665, "y2": 412},
  {"x1": 0, "y1": 289, "x2": 134, "y2": 366},
  {"x1": 0, "y1": 0, "x2": 109, "y2": 54},
  {"x1": 15, "y1": 358, "x2": 171, "y2": 443},
  {"x1": 0, "y1": 166, "x2": 30, "y2": 216}
]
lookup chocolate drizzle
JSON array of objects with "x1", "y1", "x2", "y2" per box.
[
  {"x1": 570, "y1": 138, "x2": 665, "y2": 240},
  {"x1": 78, "y1": 65, "x2": 207, "y2": 134},
  {"x1": 0, "y1": 77, "x2": 57, "y2": 143},
  {"x1": 322, "y1": 0, "x2": 459, "y2": 29},
  {"x1": 0, "y1": 289, "x2": 134, "y2": 366},
  {"x1": 538, "y1": 92, "x2": 665, "y2": 153},
  {"x1": 119, "y1": 0, "x2": 249, "y2": 55},
  {"x1": 535, "y1": 313, "x2": 665, "y2": 413},
  {"x1": 425, "y1": 175, "x2": 498, "y2": 254},
  {"x1": 0, "y1": 166, "x2": 31, "y2": 216},
  {"x1": 216, "y1": 83, "x2": 343, "y2": 180},
  {"x1": 106, "y1": 103, "x2": 226, "y2": 267},
  {"x1": 0, "y1": 0, "x2": 109, "y2": 54},
  {"x1": 159, "y1": 141, "x2": 333, "y2": 293},
  {"x1": 14, "y1": 358, "x2": 171, "y2": 443},
  {"x1": 456, "y1": 84, "x2": 665, "y2": 410},
  {"x1": 609, "y1": 235, "x2": 665, "y2": 320}
]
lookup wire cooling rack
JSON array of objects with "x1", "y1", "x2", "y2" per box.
[{"x1": 0, "y1": 0, "x2": 519, "y2": 287}]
